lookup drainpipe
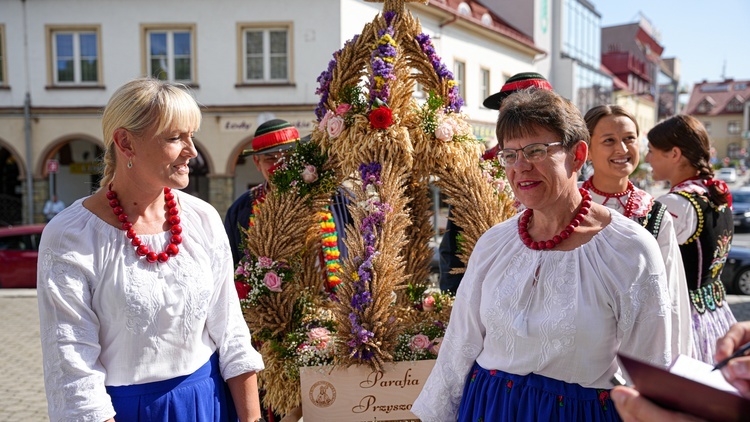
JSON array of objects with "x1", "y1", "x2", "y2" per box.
[
  {"x1": 439, "y1": 14, "x2": 458, "y2": 29},
  {"x1": 22, "y1": 0, "x2": 34, "y2": 224},
  {"x1": 24, "y1": 94, "x2": 33, "y2": 224}
]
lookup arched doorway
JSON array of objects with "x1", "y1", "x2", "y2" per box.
[
  {"x1": 45, "y1": 139, "x2": 104, "y2": 204},
  {"x1": 0, "y1": 146, "x2": 22, "y2": 226}
]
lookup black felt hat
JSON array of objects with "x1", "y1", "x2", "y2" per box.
[{"x1": 482, "y1": 72, "x2": 553, "y2": 110}]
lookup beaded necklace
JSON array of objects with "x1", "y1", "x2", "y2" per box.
[
  {"x1": 247, "y1": 190, "x2": 342, "y2": 291},
  {"x1": 319, "y1": 207, "x2": 342, "y2": 291},
  {"x1": 107, "y1": 184, "x2": 183, "y2": 263},
  {"x1": 518, "y1": 188, "x2": 592, "y2": 250},
  {"x1": 582, "y1": 178, "x2": 638, "y2": 218}
]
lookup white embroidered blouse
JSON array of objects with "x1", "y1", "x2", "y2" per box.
[
  {"x1": 37, "y1": 191, "x2": 264, "y2": 422},
  {"x1": 587, "y1": 187, "x2": 693, "y2": 358},
  {"x1": 411, "y1": 211, "x2": 673, "y2": 422}
]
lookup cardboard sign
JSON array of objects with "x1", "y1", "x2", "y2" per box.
[{"x1": 299, "y1": 360, "x2": 435, "y2": 421}]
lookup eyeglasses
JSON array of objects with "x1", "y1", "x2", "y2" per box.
[{"x1": 499, "y1": 142, "x2": 563, "y2": 166}]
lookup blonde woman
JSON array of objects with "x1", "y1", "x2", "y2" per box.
[{"x1": 37, "y1": 78, "x2": 264, "y2": 421}]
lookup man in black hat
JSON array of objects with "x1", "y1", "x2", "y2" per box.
[
  {"x1": 224, "y1": 118, "x2": 351, "y2": 421},
  {"x1": 439, "y1": 73, "x2": 553, "y2": 294},
  {"x1": 225, "y1": 119, "x2": 351, "y2": 266}
]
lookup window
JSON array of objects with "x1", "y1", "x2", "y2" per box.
[
  {"x1": 726, "y1": 98, "x2": 744, "y2": 113},
  {"x1": 480, "y1": 68, "x2": 490, "y2": 105},
  {"x1": 458, "y1": 2, "x2": 472, "y2": 16},
  {"x1": 728, "y1": 120, "x2": 741, "y2": 135},
  {"x1": 696, "y1": 99, "x2": 714, "y2": 114},
  {"x1": 143, "y1": 25, "x2": 195, "y2": 83},
  {"x1": 703, "y1": 121, "x2": 712, "y2": 134},
  {"x1": 453, "y1": 60, "x2": 465, "y2": 105},
  {"x1": 0, "y1": 25, "x2": 5, "y2": 85},
  {"x1": 240, "y1": 24, "x2": 291, "y2": 83},
  {"x1": 46, "y1": 25, "x2": 101, "y2": 85}
]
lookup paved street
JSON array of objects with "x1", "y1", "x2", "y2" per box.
[
  {"x1": 2, "y1": 289, "x2": 749, "y2": 421},
  {"x1": 0, "y1": 290, "x2": 47, "y2": 421}
]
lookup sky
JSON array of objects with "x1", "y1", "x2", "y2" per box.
[{"x1": 592, "y1": 0, "x2": 750, "y2": 92}]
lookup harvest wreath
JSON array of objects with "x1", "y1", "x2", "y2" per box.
[{"x1": 235, "y1": 0, "x2": 516, "y2": 416}]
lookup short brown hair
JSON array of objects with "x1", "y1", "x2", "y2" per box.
[{"x1": 496, "y1": 89, "x2": 589, "y2": 150}]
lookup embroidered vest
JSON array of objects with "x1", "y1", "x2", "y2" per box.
[
  {"x1": 638, "y1": 200, "x2": 667, "y2": 239},
  {"x1": 675, "y1": 191, "x2": 733, "y2": 313}
]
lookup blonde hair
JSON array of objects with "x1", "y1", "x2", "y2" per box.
[{"x1": 99, "y1": 78, "x2": 201, "y2": 189}]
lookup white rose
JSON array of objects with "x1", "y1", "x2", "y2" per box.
[
  {"x1": 327, "y1": 116, "x2": 345, "y2": 138},
  {"x1": 301, "y1": 164, "x2": 318, "y2": 183},
  {"x1": 435, "y1": 121, "x2": 454, "y2": 142}
]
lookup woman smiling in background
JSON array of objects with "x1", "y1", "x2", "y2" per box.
[{"x1": 583, "y1": 105, "x2": 692, "y2": 359}]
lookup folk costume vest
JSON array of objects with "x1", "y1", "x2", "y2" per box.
[{"x1": 674, "y1": 189, "x2": 733, "y2": 314}]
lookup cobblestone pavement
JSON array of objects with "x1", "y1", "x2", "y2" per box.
[
  {"x1": 0, "y1": 291, "x2": 47, "y2": 422},
  {"x1": 2, "y1": 290, "x2": 750, "y2": 422}
]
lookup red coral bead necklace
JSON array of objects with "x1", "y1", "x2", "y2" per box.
[
  {"x1": 106, "y1": 184, "x2": 182, "y2": 263},
  {"x1": 518, "y1": 188, "x2": 592, "y2": 250},
  {"x1": 581, "y1": 178, "x2": 637, "y2": 218}
]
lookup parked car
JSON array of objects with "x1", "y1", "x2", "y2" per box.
[
  {"x1": 732, "y1": 187, "x2": 750, "y2": 231},
  {"x1": 722, "y1": 245, "x2": 750, "y2": 295},
  {"x1": 0, "y1": 224, "x2": 45, "y2": 288},
  {"x1": 717, "y1": 167, "x2": 738, "y2": 183}
]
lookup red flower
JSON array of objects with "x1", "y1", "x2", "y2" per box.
[
  {"x1": 235, "y1": 281, "x2": 251, "y2": 299},
  {"x1": 369, "y1": 106, "x2": 393, "y2": 129},
  {"x1": 489, "y1": 370, "x2": 497, "y2": 376}
]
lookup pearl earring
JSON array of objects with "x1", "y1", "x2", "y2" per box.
[{"x1": 127, "y1": 159, "x2": 133, "y2": 169}]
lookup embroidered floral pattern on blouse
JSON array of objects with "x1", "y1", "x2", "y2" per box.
[
  {"x1": 671, "y1": 179, "x2": 728, "y2": 212},
  {"x1": 557, "y1": 395, "x2": 564, "y2": 407},
  {"x1": 506, "y1": 379, "x2": 513, "y2": 392},
  {"x1": 628, "y1": 188, "x2": 654, "y2": 218}
]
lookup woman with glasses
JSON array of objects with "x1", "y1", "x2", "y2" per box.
[
  {"x1": 645, "y1": 114, "x2": 737, "y2": 364},
  {"x1": 582, "y1": 105, "x2": 692, "y2": 360},
  {"x1": 412, "y1": 89, "x2": 674, "y2": 422}
]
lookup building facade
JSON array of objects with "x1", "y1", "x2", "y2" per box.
[
  {"x1": 0, "y1": 0, "x2": 542, "y2": 225},
  {"x1": 684, "y1": 79, "x2": 750, "y2": 163}
]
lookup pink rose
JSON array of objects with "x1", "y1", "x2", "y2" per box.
[
  {"x1": 409, "y1": 334, "x2": 431, "y2": 351},
  {"x1": 318, "y1": 110, "x2": 333, "y2": 132},
  {"x1": 308, "y1": 327, "x2": 331, "y2": 350},
  {"x1": 301, "y1": 164, "x2": 318, "y2": 183},
  {"x1": 435, "y1": 121, "x2": 454, "y2": 141},
  {"x1": 327, "y1": 116, "x2": 345, "y2": 138},
  {"x1": 422, "y1": 295, "x2": 436, "y2": 312},
  {"x1": 258, "y1": 256, "x2": 273, "y2": 268},
  {"x1": 263, "y1": 271, "x2": 282, "y2": 292},
  {"x1": 335, "y1": 103, "x2": 352, "y2": 115},
  {"x1": 429, "y1": 337, "x2": 443, "y2": 355},
  {"x1": 493, "y1": 179, "x2": 506, "y2": 191}
]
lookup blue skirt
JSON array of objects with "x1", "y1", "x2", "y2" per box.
[
  {"x1": 458, "y1": 363, "x2": 622, "y2": 422},
  {"x1": 106, "y1": 353, "x2": 238, "y2": 422}
]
